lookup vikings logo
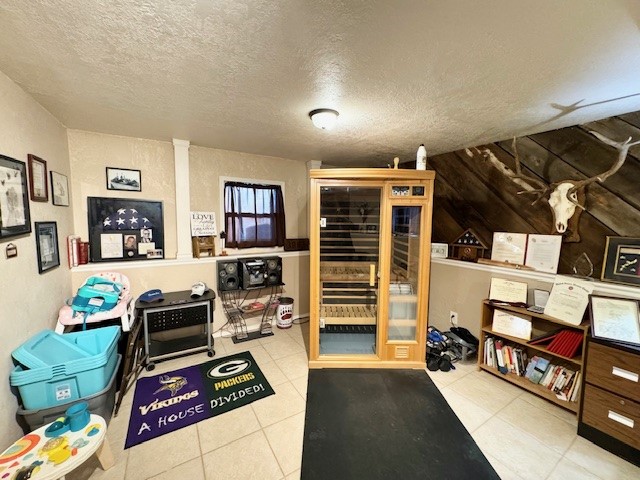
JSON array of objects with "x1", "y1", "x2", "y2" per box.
[{"x1": 153, "y1": 375, "x2": 188, "y2": 397}]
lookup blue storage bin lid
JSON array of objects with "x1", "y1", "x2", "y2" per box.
[
  {"x1": 12, "y1": 330, "x2": 92, "y2": 369},
  {"x1": 64, "y1": 326, "x2": 120, "y2": 357},
  {"x1": 10, "y1": 326, "x2": 121, "y2": 385}
]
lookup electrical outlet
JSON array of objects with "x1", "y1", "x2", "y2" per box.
[
  {"x1": 450, "y1": 311, "x2": 458, "y2": 325},
  {"x1": 320, "y1": 318, "x2": 325, "y2": 329}
]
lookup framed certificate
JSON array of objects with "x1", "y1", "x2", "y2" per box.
[
  {"x1": 489, "y1": 278, "x2": 528, "y2": 304},
  {"x1": 492, "y1": 309, "x2": 532, "y2": 340},
  {"x1": 589, "y1": 295, "x2": 640, "y2": 346},
  {"x1": 28, "y1": 154, "x2": 48, "y2": 202},
  {"x1": 544, "y1": 276, "x2": 593, "y2": 326},
  {"x1": 491, "y1": 232, "x2": 527, "y2": 265},
  {"x1": 525, "y1": 234, "x2": 562, "y2": 273}
]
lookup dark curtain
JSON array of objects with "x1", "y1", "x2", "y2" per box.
[{"x1": 224, "y1": 182, "x2": 286, "y2": 248}]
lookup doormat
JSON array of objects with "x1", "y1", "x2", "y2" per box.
[
  {"x1": 125, "y1": 351, "x2": 274, "y2": 448},
  {"x1": 301, "y1": 369, "x2": 499, "y2": 480}
]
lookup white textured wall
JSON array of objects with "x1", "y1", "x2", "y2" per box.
[
  {"x1": 428, "y1": 261, "x2": 553, "y2": 334},
  {"x1": 190, "y1": 145, "x2": 309, "y2": 240},
  {"x1": 67, "y1": 137, "x2": 311, "y2": 333},
  {"x1": 0, "y1": 71, "x2": 72, "y2": 443},
  {"x1": 70, "y1": 252, "x2": 310, "y2": 336},
  {"x1": 428, "y1": 259, "x2": 640, "y2": 337},
  {"x1": 67, "y1": 130, "x2": 177, "y2": 257}
]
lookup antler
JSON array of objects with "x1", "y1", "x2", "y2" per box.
[
  {"x1": 567, "y1": 131, "x2": 640, "y2": 199},
  {"x1": 511, "y1": 137, "x2": 550, "y2": 205}
]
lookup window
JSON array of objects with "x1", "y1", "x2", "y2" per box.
[{"x1": 224, "y1": 181, "x2": 286, "y2": 248}]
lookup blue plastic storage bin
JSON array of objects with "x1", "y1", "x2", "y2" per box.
[
  {"x1": 12, "y1": 330, "x2": 92, "y2": 369},
  {"x1": 16, "y1": 355, "x2": 121, "y2": 434},
  {"x1": 10, "y1": 326, "x2": 120, "y2": 410}
]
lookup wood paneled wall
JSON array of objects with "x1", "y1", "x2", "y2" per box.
[{"x1": 428, "y1": 112, "x2": 640, "y2": 275}]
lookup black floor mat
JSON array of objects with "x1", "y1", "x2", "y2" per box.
[{"x1": 301, "y1": 369, "x2": 499, "y2": 480}]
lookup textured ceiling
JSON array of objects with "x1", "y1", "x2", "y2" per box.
[{"x1": 0, "y1": 1, "x2": 639, "y2": 166}]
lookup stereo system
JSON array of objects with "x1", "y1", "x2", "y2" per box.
[
  {"x1": 217, "y1": 256, "x2": 282, "y2": 292},
  {"x1": 264, "y1": 256, "x2": 283, "y2": 286},
  {"x1": 217, "y1": 260, "x2": 240, "y2": 292}
]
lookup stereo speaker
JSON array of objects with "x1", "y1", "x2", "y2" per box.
[
  {"x1": 264, "y1": 256, "x2": 283, "y2": 286},
  {"x1": 217, "y1": 260, "x2": 240, "y2": 291}
]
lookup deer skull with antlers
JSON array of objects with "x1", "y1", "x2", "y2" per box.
[{"x1": 512, "y1": 132, "x2": 639, "y2": 242}]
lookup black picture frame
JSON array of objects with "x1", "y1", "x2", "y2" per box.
[
  {"x1": 601, "y1": 236, "x2": 640, "y2": 286},
  {"x1": 106, "y1": 167, "x2": 141, "y2": 192},
  {"x1": 0, "y1": 154, "x2": 32, "y2": 239},
  {"x1": 35, "y1": 221, "x2": 60, "y2": 273},
  {"x1": 589, "y1": 294, "x2": 640, "y2": 347},
  {"x1": 87, "y1": 197, "x2": 164, "y2": 262}
]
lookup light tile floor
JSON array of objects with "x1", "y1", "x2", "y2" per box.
[{"x1": 68, "y1": 322, "x2": 640, "y2": 480}]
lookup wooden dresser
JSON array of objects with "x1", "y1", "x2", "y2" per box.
[{"x1": 578, "y1": 336, "x2": 640, "y2": 467}]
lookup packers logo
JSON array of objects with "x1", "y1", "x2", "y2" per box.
[{"x1": 207, "y1": 359, "x2": 251, "y2": 379}]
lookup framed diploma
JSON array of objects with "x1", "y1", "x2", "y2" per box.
[
  {"x1": 544, "y1": 276, "x2": 594, "y2": 326},
  {"x1": 492, "y1": 309, "x2": 532, "y2": 340},
  {"x1": 28, "y1": 154, "x2": 48, "y2": 202},
  {"x1": 489, "y1": 278, "x2": 528, "y2": 304},
  {"x1": 524, "y1": 234, "x2": 562, "y2": 273},
  {"x1": 589, "y1": 295, "x2": 640, "y2": 346},
  {"x1": 491, "y1": 232, "x2": 527, "y2": 265}
]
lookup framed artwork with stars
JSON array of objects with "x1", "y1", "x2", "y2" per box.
[
  {"x1": 87, "y1": 197, "x2": 164, "y2": 262},
  {"x1": 601, "y1": 236, "x2": 640, "y2": 286},
  {"x1": 0, "y1": 154, "x2": 31, "y2": 239}
]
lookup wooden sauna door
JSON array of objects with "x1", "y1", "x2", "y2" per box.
[{"x1": 317, "y1": 184, "x2": 382, "y2": 357}]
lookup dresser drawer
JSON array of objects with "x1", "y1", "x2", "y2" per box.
[
  {"x1": 586, "y1": 342, "x2": 640, "y2": 400},
  {"x1": 581, "y1": 384, "x2": 640, "y2": 450}
]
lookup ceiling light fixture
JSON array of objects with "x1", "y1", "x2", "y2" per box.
[{"x1": 309, "y1": 108, "x2": 339, "y2": 130}]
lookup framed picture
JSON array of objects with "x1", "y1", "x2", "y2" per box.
[
  {"x1": 0, "y1": 154, "x2": 31, "y2": 239},
  {"x1": 50, "y1": 171, "x2": 69, "y2": 206},
  {"x1": 27, "y1": 154, "x2": 48, "y2": 202},
  {"x1": 589, "y1": 295, "x2": 640, "y2": 347},
  {"x1": 106, "y1": 167, "x2": 141, "y2": 192},
  {"x1": 35, "y1": 221, "x2": 60, "y2": 273},
  {"x1": 431, "y1": 243, "x2": 448, "y2": 258},
  {"x1": 87, "y1": 197, "x2": 164, "y2": 262},
  {"x1": 601, "y1": 236, "x2": 640, "y2": 286}
]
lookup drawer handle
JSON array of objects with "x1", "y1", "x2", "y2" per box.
[
  {"x1": 608, "y1": 410, "x2": 634, "y2": 429},
  {"x1": 612, "y1": 366, "x2": 639, "y2": 383}
]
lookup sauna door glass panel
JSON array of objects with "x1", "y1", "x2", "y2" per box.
[
  {"x1": 319, "y1": 186, "x2": 381, "y2": 355},
  {"x1": 388, "y1": 206, "x2": 422, "y2": 341}
]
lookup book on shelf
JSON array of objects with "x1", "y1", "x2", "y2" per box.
[
  {"x1": 78, "y1": 241, "x2": 89, "y2": 265},
  {"x1": 557, "y1": 370, "x2": 581, "y2": 402},
  {"x1": 67, "y1": 235, "x2": 81, "y2": 268},
  {"x1": 503, "y1": 345, "x2": 513, "y2": 373},
  {"x1": 570, "y1": 371, "x2": 582, "y2": 402},
  {"x1": 529, "y1": 357, "x2": 550, "y2": 384},
  {"x1": 547, "y1": 329, "x2": 583, "y2": 358},
  {"x1": 556, "y1": 370, "x2": 575, "y2": 395},
  {"x1": 539, "y1": 364, "x2": 556, "y2": 388},
  {"x1": 524, "y1": 356, "x2": 540, "y2": 380},
  {"x1": 484, "y1": 338, "x2": 490, "y2": 365},
  {"x1": 551, "y1": 369, "x2": 568, "y2": 392},
  {"x1": 518, "y1": 348, "x2": 528, "y2": 376},
  {"x1": 528, "y1": 328, "x2": 563, "y2": 346},
  {"x1": 512, "y1": 347, "x2": 521, "y2": 376}
]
